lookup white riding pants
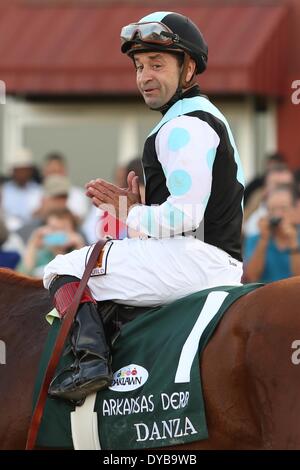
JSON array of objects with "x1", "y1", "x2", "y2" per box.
[{"x1": 43, "y1": 237, "x2": 243, "y2": 307}]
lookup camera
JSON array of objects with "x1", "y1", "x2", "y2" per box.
[{"x1": 269, "y1": 217, "x2": 282, "y2": 229}]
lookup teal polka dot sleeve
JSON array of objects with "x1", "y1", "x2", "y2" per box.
[{"x1": 127, "y1": 115, "x2": 220, "y2": 238}]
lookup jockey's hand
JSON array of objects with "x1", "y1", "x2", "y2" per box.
[
  {"x1": 127, "y1": 170, "x2": 141, "y2": 200},
  {"x1": 85, "y1": 173, "x2": 141, "y2": 222}
]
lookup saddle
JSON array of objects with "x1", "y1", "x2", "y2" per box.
[
  {"x1": 99, "y1": 301, "x2": 152, "y2": 346},
  {"x1": 31, "y1": 283, "x2": 263, "y2": 450}
]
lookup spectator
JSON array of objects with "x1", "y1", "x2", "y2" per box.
[
  {"x1": 293, "y1": 168, "x2": 300, "y2": 225},
  {"x1": 43, "y1": 153, "x2": 89, "y2": 221},
  {"x1": 17, "y1": 174, "x2": 71, "y2": 243},
  {"x1": 1, "y1": 148, "x2": 42, "y2": 230},
  {"x1": 244, "y1": 152, "x2": 285, "y2": 206},
  {"x1": 19, "y1": 208, "x2": 85, "y2": 277},
  {"x1": 0, "y1": 174, "x2": 8, "y2": 185},
  {"x1": 243, "y1": 165, "x2": 295, "y2": 237},
  {"x1": 0, "y1": 216, "x2": 21, "y2": 269},
  {"x1": 243, "y1": 185, "x2": 300, "y2": 283}
]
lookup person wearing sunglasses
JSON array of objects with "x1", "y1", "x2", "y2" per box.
[{"x1": 43, "y1": 12, "x2": 244, "y2": 403}]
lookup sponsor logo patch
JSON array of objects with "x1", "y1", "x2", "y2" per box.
[{"x1": 109, "y1": 364, "x2": 149, "y2": 392}]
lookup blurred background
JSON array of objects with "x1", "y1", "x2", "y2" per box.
[{"x1": 0, "y1": 0, "x2": 300, "y2": 284}]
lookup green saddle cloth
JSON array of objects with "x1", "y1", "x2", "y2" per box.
[{"x1": 34, "y1": 283, "x2": 262, "y2": 450}]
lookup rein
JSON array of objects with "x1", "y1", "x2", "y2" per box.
[{"x1": 26, "y1": 239, "x2": 108, "y2": 450}]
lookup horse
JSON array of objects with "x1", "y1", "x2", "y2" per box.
[{"x1": 1, "y1": 267, "x2": 300, "y2": 450}]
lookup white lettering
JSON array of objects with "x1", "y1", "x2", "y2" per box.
[
  {"x1": 135, "y1": 417, "x2": 198, "y2": 442},
  {"x1": 102, "y1": 395, "x2": 154, "y2": 416},
  {"x1": 110, "y1": 399, "x2": 116, "y2": 415},
  {"x1": 173, "y1": 418, "x2": 184, "y2": 437},
  {"x1": 185, "y1": 416, "x2": 198, "y2": 435},
  {"x1": 161, "y1": 391, "x2": 189, "y2": 410},
  {"x1": 161, "y1": 420, "x2": 173, "y2": 439},
  {"x1": 291, "y1": 80, "x2": 300, "y2": 105},
  {"x1": 0, "y1": 80, "x2": 5, "y2": 104},
  {"x1": 102, "y1": 400, "x2": 110, "y2": 416},
  {"x1": 147, "y1": 394, "x2": 155, "y2": 413},
  {"x1": 149, "y1": 421, "x2": 161, "y2": 441},
  {"x1": 291, "y1": 340, "x2": 300, "y2": 365},
  {"x1": 147, "y1": 454, "x2": 197, "y2": 465},
  {"x1": 170, "y1": 393, "x2": 179, "y2": 410},
  {"x1": 0, "y1": 340, "x2": 5, "y2": 364},
  {"x1": 135, "y1": 422, "x2": 149, "y2": 442},
  {"x1": 178, "y1": 455, "x2": 194, "y2": 464},
  {"x1": 181, "y1": 391, "x2": 189, "y2": 408},
  {"x1": 161, "y1": 393, "x2": 169, "y2": 410},
  {"x1": 103, "y1": 455, "x2": 138, "y2": 467},
  {"x1": 123, "y1": 399, "x2": 131, "y2": 415}
]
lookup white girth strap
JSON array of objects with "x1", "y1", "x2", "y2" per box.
[{"x1": 71, "y1": 393, "x2": 101, "y2": 450}]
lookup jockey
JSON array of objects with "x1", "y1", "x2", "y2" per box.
[{"x1": 44, "y1": 11, "x2": 244, "y2": 403}]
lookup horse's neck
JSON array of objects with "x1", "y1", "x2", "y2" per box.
[{"x1": 0, "y1": 270, "x2": 52, "y2": 320}]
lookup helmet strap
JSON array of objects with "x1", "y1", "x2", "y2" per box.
[{"x1": 179, "y1": 53, "x2": 197, "y2": 89}]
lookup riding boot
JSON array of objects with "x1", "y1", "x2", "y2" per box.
[{"x1": 48, "y1": 275, "x2": 113, "y2": 403}]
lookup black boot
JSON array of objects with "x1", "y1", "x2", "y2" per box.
[{"x1": 48, "y1": 276, "x2": 113, "y2": 403}]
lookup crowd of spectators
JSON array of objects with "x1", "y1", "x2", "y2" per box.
[
  {"x1": 1, "y1": 147, "x2": 300, "y2": 286},
  {"x1": 243, "y1": 152, "x2": 300, "y2": 283},
  {"x1": 0, "y1": 149, "x2": 144, "y2": 277}
]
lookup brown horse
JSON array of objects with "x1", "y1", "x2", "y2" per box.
[{"x1": 1, "y1": 267, "x2": 300, "y2": 450}]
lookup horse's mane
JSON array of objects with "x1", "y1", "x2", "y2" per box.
[{"x1": 0, "y1": 268, "x2": 44, "y2": 290}]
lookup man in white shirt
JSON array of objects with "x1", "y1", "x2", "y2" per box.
[{"x1": 1, "y1": 148, "x2": 42, "y2": 230}]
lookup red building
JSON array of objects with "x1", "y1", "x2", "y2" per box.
[
  {"x1": 276, "y1": 0, "x2": 300, "y2": 168},
  {"x1": 0, "y1": 0, "x2": 299, "y2": 180}
]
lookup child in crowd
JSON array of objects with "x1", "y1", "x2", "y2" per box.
[{"x1": 19, "y1": 208, "x2": 85, "y2": 277}]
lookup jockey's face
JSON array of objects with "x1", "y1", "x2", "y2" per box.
[{"x1": 134, "y1": 52, "x2": 181, "y2": 109}]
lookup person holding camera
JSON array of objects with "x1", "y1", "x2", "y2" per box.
[
  {"x1": 19, "y1": 208, "x2": 85, "y2": 277},
  {"x1": 243, "y1": 185, "x2": 300, "y2": 282}
]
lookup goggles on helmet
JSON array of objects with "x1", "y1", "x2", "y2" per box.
[{"x1": 121, "y1": 21, "x2": 179, "y2": 47}]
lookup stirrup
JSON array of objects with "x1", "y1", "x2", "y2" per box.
[{"x1": 49, "y1": 374, "x2": 113, "y2": 403}]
